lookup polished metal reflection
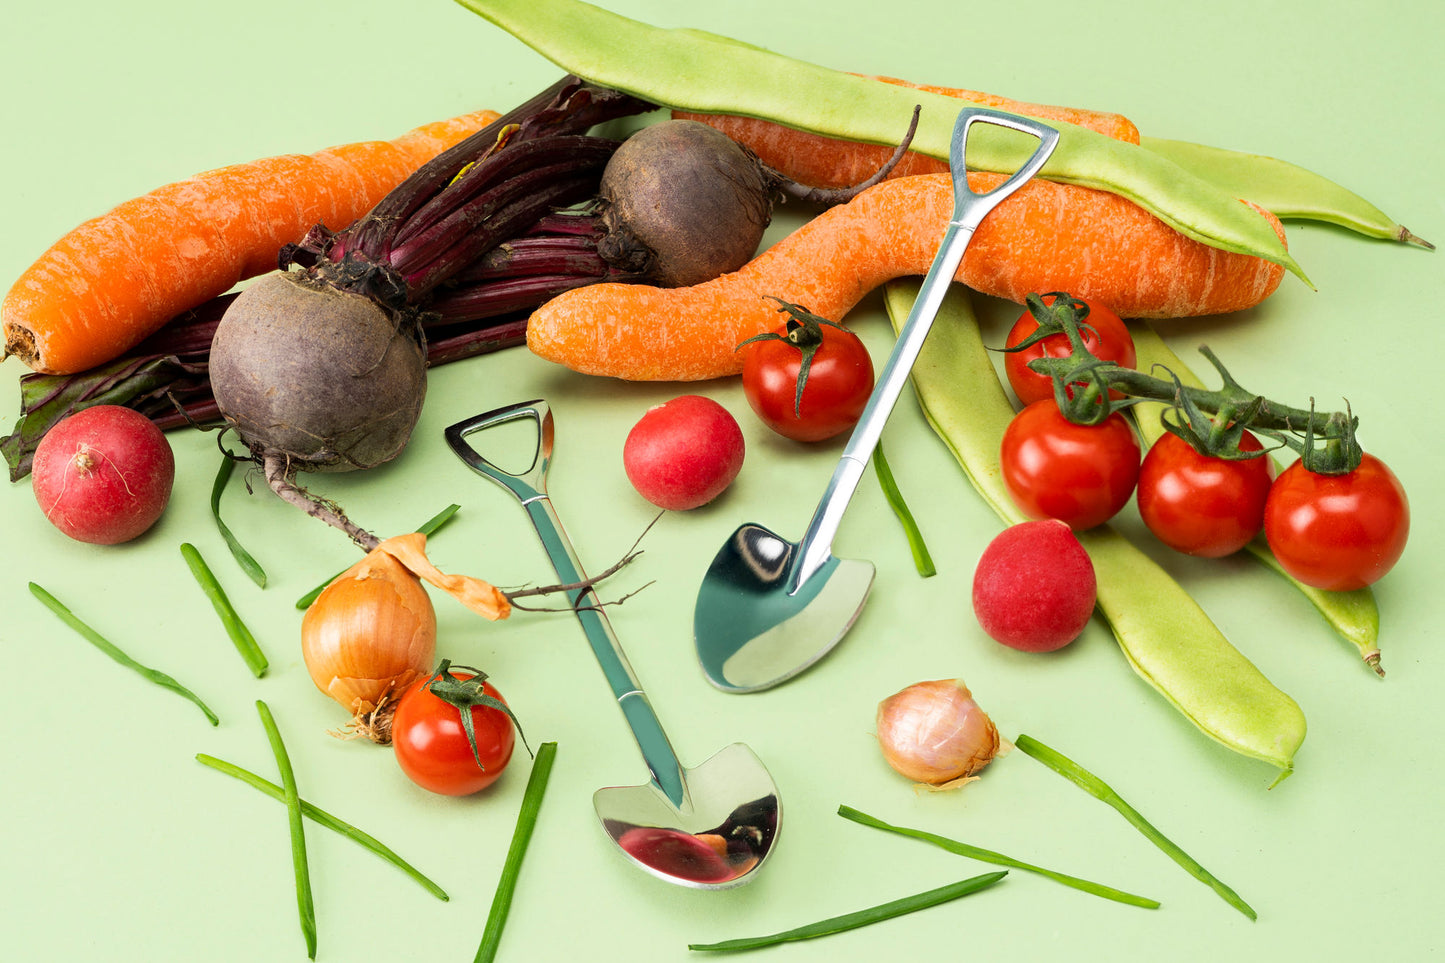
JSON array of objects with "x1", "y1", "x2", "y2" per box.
[
  {"x1": 447, "y1": 400, "x2": 780, "y2": 889},
  {"x1": 694, "y1": 106, "x2": 1061, "y2": 694}
]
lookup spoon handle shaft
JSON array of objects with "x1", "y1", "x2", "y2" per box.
[
  {"x1": 446, "y1": 400, "x2": 689, "y2": 807},
  {"x1": 521, "y1": 493, "x2": 690, "y2": 808},
  {"x1": 792, "y1": 108, "x2": 1059, "y2": 588}
]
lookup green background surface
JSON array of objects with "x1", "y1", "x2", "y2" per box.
[{"x1": 2, "y1": 1, "x2": 1441, "y2": 960}]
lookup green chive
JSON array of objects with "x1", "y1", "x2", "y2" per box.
[
  {"x1": 30, "y1": 582, "x2": 218, "y2": 726},
  {"x1": 256, "y1": 701, "x2": 317, "y2": 960},
  {"x1": 1015, "y1": 734, "x2": 1257, "y2": 921},
  {"x1": 195, "y1": 753, "x2": 448, "y2": 901},
  {"x1": 181, "y1": 542, "x2": 268, "y2": 678},
  {"x1": 837, "y1": 804, "x2": 1158, "y2": 908},
  {"x1": 688, "y1": 871, "x2": 1006, "y2": 952},
  {"x1": 475, "y1": 742, "x2": 558, "y2": 963},
  {"x1": 210, "y1": 455, "x2": 267, "y2": 588},
  {"x1": 294, "y1": 504, "x2": 463, "y2": 610},
  {"x1": 872, "y1": 442, "x2": 935, "y2": 577}
]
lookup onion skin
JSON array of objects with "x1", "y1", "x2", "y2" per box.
[
  {"x1": 301, "y1": 547, "x2": 437, "y2": 719},
  {"x1": 876, "y1": 679, "x2": 1001, "y2": 789}
]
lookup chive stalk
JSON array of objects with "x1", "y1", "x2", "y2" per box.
[
  {"x1": 474, "y1": 742, "x2": 559, "y2": 963},
  {"x1": 837, "y1": 804, "x2": 1158, "y2": 908},
  {"x1": 688, "y1": 871, "x2": 1007, "y2": 952},
  {"x1": 181, "y1": 542, "x2": 268, "y2": 677},
  {"x1": 195, "y1": 753, "x2": 448, "y2": 901},
  {"x1": 29, "y1": 582, "x2": 218, "y2": 726},
  {"x1": 256, "y1": 700, "x2": 317, "y2": 960},
  {"x1": 210, "y1": 455, "x2": 267, "y2": 588},
  {"x1": 1015, "y1": 734, "x2": 1257, "y2": 921},
  {"x1": 871, "y1": 441, "x2": 935, "y2": 577}
]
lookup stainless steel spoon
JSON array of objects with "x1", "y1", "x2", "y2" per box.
[
  {"x1": 694, "y1": 106, "x2": 1060, "y2": 693},
  {"x1": 446, "y1": 400, "x2": 780, "y2": 888}
]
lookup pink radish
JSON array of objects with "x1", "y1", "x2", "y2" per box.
[
  {"x1": 31, "y1": 405, "x2": 175, "y2": 544},
  {"x1": 972, "y1": 519, "x2": 1096, "y2": 652},
  {"x1": 623, "y1": 395, "x2": 745, "y2": 511}
]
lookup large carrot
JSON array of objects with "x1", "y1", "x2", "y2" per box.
[
  {"x1": 526, "y1": 171, "x2": 1286, "y2": 382},
  {"x1": 3, "y1": 108, "x2": 501, "y2": 376},
  {"x1": 675, "y1": 75, "x2": 1140, "y2": 190}
]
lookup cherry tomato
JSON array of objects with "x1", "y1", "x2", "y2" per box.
[
  {"x1": 1136, "y1": 430, "x2": 1275, "y2": 557},
  {"x1": 740, "y1": 319, "x2": 874, "y2": 442},
  {"x1": 1263, "y1": 453, "x2": 1409, "y2": 591},
  {"x1": 391, "y1": 670, "x2": 516, "y2": 796},
  {"x1": 1003, "y1": 296, "x2": 1136, "y2": 407},
  {"x1": 1000, "y1": 399, "x2": 1141, "y2": 530}
]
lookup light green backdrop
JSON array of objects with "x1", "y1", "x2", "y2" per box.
[{"x1": 2, "y1": 1, "x2": 1440, "y2": 960}]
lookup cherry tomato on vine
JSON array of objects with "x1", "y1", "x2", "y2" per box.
[
  {"x1": 391, "y1": 667, "x2": 517, "y2": 796},
  {"x1": 1136, "y1": 430, "x2": 1275, "y2": 558},
  {"x1": 739, "y1": 307, "x2": 874, "y2": 443},
  {"x1": 1000, "y1": 398, "x2": 1141, "y2": 530},
  {"x1": 1003, "y1": 295, "x2": 1136, "y2": 407},
  {"x1": 1263, "y1": 453, "x2": 1409, "y2": 591}
]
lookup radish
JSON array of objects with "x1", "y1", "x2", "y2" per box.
[
  {"x1": 972, "y1": 519, "x2": 1096, "y2": 652},
  {"x1": 31, "y1": 404, "x2": 174, "y2": 544},
  {"x1": 623, "y1": 396, "x2": 745, "y2": 511}
]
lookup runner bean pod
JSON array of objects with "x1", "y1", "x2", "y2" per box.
[
  {"x1": 883, "y1": 280, "x2": 1306, "y2": 779},
  {"x1": 1141, "y1": 138, "x2": 1432, "y2": 248},
  {"x1": 456, "y1": 0, "x2": 1307, "y2": 281},
  {"x1": 1126, "y1": 322, "x2": 1385, "y2": 674}
]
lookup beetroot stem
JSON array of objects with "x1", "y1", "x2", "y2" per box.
[
  {"x1": 348, "y1": 76, "x2": 652, "y2": 259},
  {"x1": 389, "y1": 134, "x2": 616, "y2": 251},
  {"x1": 390, "y1": 156, "x2": 615, "y2": 294},
  {"x1": 455, "y1": 234, "x2": 611, "y2": 281},
  {"x1": 425, "y1": 276, "x2": 603, "y2": 326}
]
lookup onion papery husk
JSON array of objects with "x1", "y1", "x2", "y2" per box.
[{"x1": 301, "y1": 532, "x2": 510, "y2": 742}]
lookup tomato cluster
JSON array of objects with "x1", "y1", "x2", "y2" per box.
[{"x1": 996, "y1": 297, "x2": 1409, "y2": 591}]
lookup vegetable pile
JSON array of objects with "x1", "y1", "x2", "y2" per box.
[{"x1": 2, "y1": 0, "x2": 1435, "y2": 956}]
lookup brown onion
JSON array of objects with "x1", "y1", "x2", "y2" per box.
[
  {"x1": 875, "y1": 679, "x2": 1001, "y2": 789},
  {"x1": 300, "y1": 532, "x2": 511, "y2": 741}
]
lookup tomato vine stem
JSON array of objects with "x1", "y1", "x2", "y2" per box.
[{"x1": 1008, "y1": 292, "x2": 1362, "y2": 473}]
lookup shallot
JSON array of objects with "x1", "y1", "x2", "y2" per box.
[{"x1": 875, "y1": 679, "x2": 1001, "y2": 790}]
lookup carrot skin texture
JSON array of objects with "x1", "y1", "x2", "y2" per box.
[
  {"x1": 3, "y1": 109, "x2": 501, "y2": 376},
  {"x1": 526, "y1": 172, "x2": 1286, "y2": 382},
  {"x1": 676, "y1": 75, "x2": 1140, "y2": 190}
]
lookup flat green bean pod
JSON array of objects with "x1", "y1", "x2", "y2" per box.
[
  {"x1": 455, "y1": 0, "x2": 1307, "y2": 282},
  {"x1": 1141, "y1": 137, "x2": 1432, "y2": 248},
  {"x1": 883, "y1": 280, "x2": 1306, "y2": 778},
  {"x1": 1126, "y1": 322, "x2": 1384, "y2": 675}
]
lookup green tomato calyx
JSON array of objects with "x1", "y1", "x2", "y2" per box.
[
  {"x1": 737, "y1": 297, "x2": 850, "y2": 416},
  {"x1": 425, "y1": 659, "x2": 530, "y2": 769}
]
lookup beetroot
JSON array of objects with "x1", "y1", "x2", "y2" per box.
[
  {"x1": 597, "y1": 120, "x2": 774, "y2": 288},
  {"x1": 210, "y1": 273, "x2": 427, "y2": 473},
  {"x1": 31, "y1": 404, "x2": 174, "y2": 544},
  {"x1": 972, "y1": 519, "x2": 1096, "y2": 652},
  {"x1": 623, "y1": 395, "x2": 745, "y2": 511}
]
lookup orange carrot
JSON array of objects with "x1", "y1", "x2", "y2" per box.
[
  {"x1": 3, "y1": 108, "x2": 501, "y2": 376},
  {"x1": 526, "y1": 171, "x2": 1286, "y2": 382},
  {"x1": 676, "y1": 75, "x2": 1140, "y2": 191}
]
